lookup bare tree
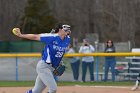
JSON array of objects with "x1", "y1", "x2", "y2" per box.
[{"x1": 1, "y1": 0, "x2": 140, "y2": 47}]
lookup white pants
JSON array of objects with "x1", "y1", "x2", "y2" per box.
[{"x1": 32, "y1": 60, "x2": 57, "y2": 93}]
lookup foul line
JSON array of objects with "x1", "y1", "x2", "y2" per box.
[{"x1": 74, "y1": 85, "x2": 131, "y2": 89}]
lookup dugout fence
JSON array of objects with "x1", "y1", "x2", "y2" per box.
[
  {"x1": 0, "y1": 53, "x2": 140, "y2": 81},
  {"x1": 0, "y1": 41, "x2": 44, "y2": 53}
]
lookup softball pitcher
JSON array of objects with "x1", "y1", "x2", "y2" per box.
[{"x1": 12, "y1": 23, "x2": 71, "y2": 93}]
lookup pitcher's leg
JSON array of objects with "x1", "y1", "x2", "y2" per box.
[
  {"x1": 38, "y1": 68, "x2": 57, "y2": 93},
  {"x1": 27, "y1": 75, "x2": 46, "y2": 93},
  {"x1": 33, "y1": 76, "x2": 46, "y2": 93}
]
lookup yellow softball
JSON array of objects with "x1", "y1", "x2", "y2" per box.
[{"x1": 12, "y1": 28, "x2": 17, "y2": 35}]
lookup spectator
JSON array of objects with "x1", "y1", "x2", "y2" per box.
[
  {"x1": 104, "y1": 40, "x2": 116, "y2": 82},
  {"x1": 79, "y1": 38, "x2": 95, "y2": 82},
  {"x1": 66, "y1": 44, "x2": 80, "y2": 81}
]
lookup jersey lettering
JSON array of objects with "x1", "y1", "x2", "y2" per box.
[{"x1": 55, "y1": 51, "x2": 64, "y2": 58}]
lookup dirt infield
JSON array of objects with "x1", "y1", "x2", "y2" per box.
[{"x1": 0, "y1": 86, "x2": 139, "y2": 93}]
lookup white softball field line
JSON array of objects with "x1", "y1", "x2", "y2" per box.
[{"x1": 74, "y1": 85, "x2": 132, "y2": 89}]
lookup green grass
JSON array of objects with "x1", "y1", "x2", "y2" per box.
[
  {"x1": 0, "y1": 81, "x2": 135, "y2": 87},
  {"x1": 0, "y1": 81, "x2": 34, "y2": 87},
  {"x1": 57, "y1": 81, "x2": 135, "y2": 86}
]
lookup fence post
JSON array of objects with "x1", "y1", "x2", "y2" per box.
[
  {"x1": 95, "y1": 41, "x2": 99, "y2": 81},
  {"x1": 16, "y1": 57, "x2": 18, "y2": 81},
  {"x1": 95, "y1": 56, "x2": 99, "y2": 81}
]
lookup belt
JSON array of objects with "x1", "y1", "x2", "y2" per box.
[{"x1": 46, "y1": 63, "x2": 52, "y2": 64}]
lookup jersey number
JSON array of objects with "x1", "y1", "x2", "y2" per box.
[{"x1": 55, "y1": 52, "x2": 63, "y2": 58}]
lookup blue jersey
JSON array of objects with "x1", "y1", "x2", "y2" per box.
[{"x1": 40, "y1": 33, "x2": 70, "y2": 67}]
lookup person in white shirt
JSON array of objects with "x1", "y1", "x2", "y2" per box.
[
  {"x1": 66, "y1": 44, "x2": 80, "y2": 81},
  {"x1": 79, "y1": 38, "x2": 95, "y2": 82}
]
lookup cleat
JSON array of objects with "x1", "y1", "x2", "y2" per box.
[
  {"x1": 131, "y1": 86, "x2": 138, "y2": 91},
  {"x1": 131, "y1": 80, "x2": 139, "y2": 91},
  {"x1": 27, "y1": 90, "x2": 32, "y2": 93}
]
